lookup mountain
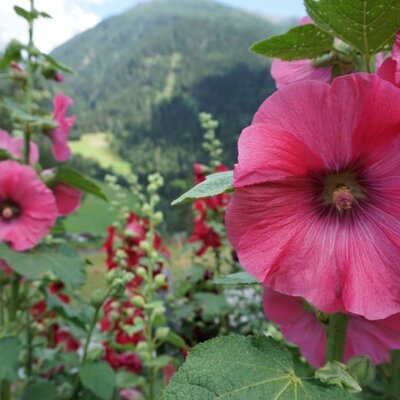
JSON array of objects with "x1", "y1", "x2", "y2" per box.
[{"x1": 53, "y1": 0, "x2": 284, "y2": 170}]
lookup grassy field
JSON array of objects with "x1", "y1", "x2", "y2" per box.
[{"x1": 70, "y1": 132, "x2": 131, "y2": 176}]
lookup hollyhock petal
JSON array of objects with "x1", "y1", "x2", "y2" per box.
[
  {"x1": 263, "y1": 289, "x2": 326, "y2": 367},
  {"x1": 271, "y1": 59, "x2": 331, "y2": 89},
  {"x1": 52, "y1": 184, "x2": 82, "y2": 216},
  {"x1": 377, "y1": 58, "x2": 400, "y2": 87},
  {"x1": 0, "y1": 161, "x2": 57, "y2": 251},
  {"x1": 49, "y1": 93, "x2": 76, "y2": 161},
  {"x1": 49, "y1": 128, "x2": 72, "y2": 162},
  {"x1": 264, "y1": 289, "x2": 400, "y2": 367},
  {"x1": 235, "y1": 124, "x2": 325, "y2": 187},
  {"x1": 11, "y1": 138, "x2": 39, "y2": 164},
  {"x1": 0, "y1": 129, "x2": 39, "y2": 163},
  {"x1": 227, "y1": 184, "x2": 344, "y2": 314}
]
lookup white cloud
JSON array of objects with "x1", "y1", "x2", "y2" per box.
[{"x1": 0, "y1": 0, "x2": 103, "y2": 53}]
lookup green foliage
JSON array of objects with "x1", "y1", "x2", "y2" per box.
[
  {"x1": 172, "y1": 170, "x2": 233, "y2": 205},
  {"x1": 14, "y1": 5, "x2": 51, "y2": 22},
  {"x1": 79, "y1": 361, "x2": 116, "y2": 400},
  {"x1": 251, "y1": 24, "x2": 333, "y2": 60},
  {"x1": 0, "y1": 243, "x2": 86, "y2": 289},
  {"x1": 162, "y1": 335, "x2": 356, "y2": 399},
  {"x1": 55, "y1": 166, "x2": 107, "y2": 200},
  {"x1": 305, "y1": 0, "x2": 400, "y2": 55},
  {"x1": 0, "y1": 337, "x2": 21, "y2": 381},
  {"x1": 42, "y1": 54, "x2": 73, "y2": 74},
  {"x1": 22, "y1": 382, "x2": 57, "y2": 400},
  {"x1": 214, "y1": 271, "x2": 259, "y2": 285},
  {"x1": 316, "y1": 362, "x2": 362, "y2": 393}
]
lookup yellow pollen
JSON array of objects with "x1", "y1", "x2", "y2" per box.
[
  {"x1": 332, "y1": 185, "x2": 354, "y2": 211},
  {"x1": 1, "y1": 207, "x2": 14, "y2": 220}
]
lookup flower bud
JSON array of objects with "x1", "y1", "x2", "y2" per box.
[
  {"x1": 154, "y1": 274, "x2": 166, "y2": 287},
  {"x1": 155, "y1": 327, "x2": 170, "y2": 341},
  {"x1": 139, "y1": 241, "x2": 151, "y2": 252},
  {"x1": 152, "y1": 306, "x2": 166, "y2": 318},
  {"x1": 142, "y1": 203, "x2": 152, "y2": 216},
  {"x1": 152, "y1": 211, "x2": 163, "y2": 225},
  {"x1": 347, "y1": 357, "x2": 375, "y2": 386},
  {"x1": 90, "y1": 289, "x2": 105, "y2": 308},
  {"x1": 136, "y1": 267, "x2": 147, "y2": 278},
  {"x1": 131, "y1": 296, "x2": 145, "y2": 308}
]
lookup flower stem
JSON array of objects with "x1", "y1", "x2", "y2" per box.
[
  {"x1": 386, "y1": 350, "x2": 400, "y2": 397},
  {"x1": 70, "y1": 288, "x2": 112, "y2": 399},
  {"x1": 326, "y1": 313, "x2": 348, "y2": 363}
]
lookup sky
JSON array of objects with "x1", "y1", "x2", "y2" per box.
[{"x1": 0, "y1": 0, "x2": 305, "y2": 52}]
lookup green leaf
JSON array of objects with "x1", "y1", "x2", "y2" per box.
[
  {"x1": 172, "y1": 170, "x2": 233, "y2": 206},
  {"x1": 165, "y1": 332, "x2": 188, "y2": 350},
  {"x1": 79, "y1": 361, "x2": 116, "y2": 400},
  {"x1": 43, "y1": 54, "x2": 74, "y2": 74},
  {"x1": 161, "y1": 335, "x2": 356, "y2": 400},
  {"x1": 193, "y1": 292, "x2": 230, "y2": 321},
  {"x1": 304, "y1": 0, "x2": 400, "y2": 55},
  {"x1": 214, "y1": 271, "x2": 259, "y2": 285},
  {"x1": 145, "y1": 355, "x2": 173, "y2": 369},
  {"x1": 55, "y1": 166, "x2": 107, "y2": 201},
  {"x1": 0, "y1": 337, "x2": 21, "y2": 381},
  {"x1": 2, "y1": 98, "x2": 57, "y2": 129},
  {"x1": 14, "y1": 6, "x2": 35, "y2": 21},
  {"x1": 315, "y1": 362, "x2": 361, "y2": 393},
  {"x1": 251, "y1": 24, "x2": 333, "y2": 60},
  {"x1": 0, "y1": 149, "x2": 12, "y2": 161},
  {"x1": 22, "y1": 382, "x2": 57, "y2": 400},
  {"x1": 0, "y1": 243, "x2": 87, "y2": 290}
]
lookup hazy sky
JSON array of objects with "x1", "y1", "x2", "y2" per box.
[{"x1": 0, "y1": 0, "x2": 305, "y2": 52}]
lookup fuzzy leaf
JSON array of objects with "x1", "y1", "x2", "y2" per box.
[
  {"x1": 79, "y1": 361, "x2": 116, "y2": 400},
  {"x1": 0, "y1": 243, "x2": 86, "y2": 289},
  {"x1": 162, "y1": 335, "x2": 356, "y2": 399},
  {"x1": 55, "y1": 166, "x2": 107, "y2": 200},
  {"x1": 0, "y1": 337, "x2": 21, "y2": 381},
  {"x1": 305, "y1": 0, "x2": 400, "y2": 55},
  {"x1": 42, "y1": 54, "x2": 74, "y2": 74},
  {"x1": 172, "y1": 170, "x2": 233, "y2": 206},
  {"x1": 251, "y1": 24, "x2": 333, "y2": 60},
  {"x1": 22, "y1": 382, "x2": 57, "y2": 400},
  {"x1": 214, "y1": 271, "x2": 259, "y2": 285}
]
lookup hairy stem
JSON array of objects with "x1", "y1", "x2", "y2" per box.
[{"x1": 326, "y1": 313, "x2": 348, "y2": 363}]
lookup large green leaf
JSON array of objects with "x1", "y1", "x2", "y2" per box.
[
  {"x1": 55, "y1": 166, "x2": 107, "y2": 201},
  {"x1": 22, "y1": 382, "x2": 57, "y2": 400},
  {"x1": 172, "y1": 171, "x2": 233, "y2": 206},
  {"x1": 79, "y1": 361, "x2": 116, "y2": 400},
  {"x1": 214, "y1": 271, "x2": 259, "y2": 285},
  {"x1": 161, "y1": 335, "x2": 356, "y2": 399},
  {"x1": 42, "y1": 54, "x2": 74, "y2": 74},
  {"x1": 305, "y1": 0, "x2": 400, "y2": 55},
  {"x1": 251, "y1": 24, "x2": 333, "y2": 60},
  {"x1": 0, "y1": 243, "x2": 86, "y2": 289},
  {"x1": 0, "y1": 337, "x2": 21, "y2": 381}
]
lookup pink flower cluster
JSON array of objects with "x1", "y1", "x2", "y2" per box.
[
  {"x1": 0, "y1": 94, "x2": 79, "y2": 252},
  {"x1": 189, "y1": 163, "x2": 230, "y2": 256},
  {"x1": 226, "y1": 31, "x2": 400, "y2": 366}
]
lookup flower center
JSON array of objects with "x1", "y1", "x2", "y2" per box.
[
  {"x1": 320, "y1": 171, "x2": 365, "y2": 212},
  {"x1": 332, "y1": 185, "x2": 354, "y2": 211},
  {"x1": 0, "y1": 202, "x2": 21, "y2": 221}
]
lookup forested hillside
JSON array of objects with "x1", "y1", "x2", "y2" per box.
[{"x1": 52, "y1": 0, "x2": 285, "y2": 179}]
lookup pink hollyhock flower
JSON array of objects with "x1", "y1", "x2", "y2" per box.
[
  {"x1": 10, "y1": 61, "x2": 23, "y2": 73},
  {"x1": 271, "y1": 17, "x2": 332, "y2": 89},
  {"x1": 264, "y1": 288, "x2": 400, "y2": 367},
  {"x1": 0, "y1": 129, "x2": 39, "y2": 164},
  {"x1": 226, "y1": 73, "x2": 400, "y2": 320},
  {"x1": 49, "y1": 93, "x2": 76, "y2": 161},
  {"x1": 0, "y1": 161, "x2": 57, "y2": 251}
]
